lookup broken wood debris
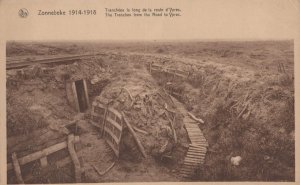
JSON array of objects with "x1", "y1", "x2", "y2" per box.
[
  {"x1": 122, "y1": 112, "x2": 147, "y2": 158},
  {"x1": 187, "y1": 112, "x2": 204, "y2": 124},
  {"x1": 132, "y1": 126, "x2": 149, "y2": 135}
]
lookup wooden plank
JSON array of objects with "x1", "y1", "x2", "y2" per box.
[
  {"x1": 188, "y1": 135, "x2": 204, "y2": 138},
  {"x1": 103, "y1": 127, "x2": 121, "y2": 145},
  {"x1": 188, "y1": 148, "x2": 207, "y2": 153},
  {"x1": 189, "y1": 140, "x2": 207, "y2": 144},
  {"x1": 188, "y1": 146, "x2": 207, "y2": 150},
  {"x1": 184, "y1": 161, "x2": 203, "y2": 165},
  {"x1": 189, "y1": 137, "x2": 206, "y2": 140},
  {"x1": 185, "y1": 155, "x2": 205, "y2": 160},
  {"x1": 12, "y1": 152, "x2": 24, "y2": 184},
  {"x1": 184, "y1": 159, "x2": 204, "y2": 163},
  {"x1": 187, "y1": 148, "x2": 207, "y2": 152},
  {"x1": 185, "y1": 157, "x2": 204, "y2": 162},
  {"x1": 186, "y1": 130, "x2": 202, "y2": 133},
  {"x1": 190, "y1": 143, "x2": 208, "y2": 147},
  {"x1": 186, "y1": 131, "x2": 203, "y2": 135},
  {"x1": 189, "y1": 139, "x2": 207, "y2": 143},
  {"x1": 108, "y1": 107, "x2": 122, "y2": 120},
  {"x1": 185, "y1": 126, "x2": 199, "y2": 129},
  {"x1": 189, "y1": 144, "x2": 207, "y2": 148},
  {"x1": 187, "y1": 151, "x2": 206, "y2": 156},
  {"x1": 186, "y1": 153, "x2": 206, "y2": 157},
  {"x1": 190, "y1": 143, "x2": 209, "y2": 147},
  {"x1": 106, "y1": 117, "x2": 122, "y2": 131},
  {"x1": 183, "y1": 118, "x2": 196, "y2": 122},
  {"x1": 68, "y1": 134, "x2": 81, "y2": 183},
  {"x1": 188, "y1": 132, "x2": 204, "y2": 136},
  {"x1": 187, "y1": 150, "x2": 207, "y2": 155},
  {"x1": 183, "y1": 162, "x2": 202, "y2": 166},
  {"x1": 105, "y1": 139, "x2": 119, "y2": 157},
  {"x1": 186, "y1": 155, "x2": 205, "y2": 160}
]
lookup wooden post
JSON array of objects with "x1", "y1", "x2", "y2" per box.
[
  {"x1": 40, "y1": 157, "x2": 48, "y2": 168},
  {"x1": 72, "y1": 82, "x2": 80, "y2": 112},
  {"x1": 68, "y1": 134, "x2": 81, "y2": 183},
  {"x1": 12, "y1": 152, "x2": 24, "y2": 184},
  {"x1": 101, "y1": 105, "x2": 108, "y2": 137},
  {"x1": 121, "y1": 112, "x2": 146, "y2": 158},
  {"x1": 83, "y1": 79, "x2": 90, "y2": 108}
]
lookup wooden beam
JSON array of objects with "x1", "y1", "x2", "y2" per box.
[
  {"x1": 122, "y1": 112, "x2": 146, "y2": 158},
  {"x1": 72, "y1": 82, "x2": 80, "y2": 112},
  {"x1": 68, "y1": 134, "x2": 81, "y2": 183},
  {"x1": 83, "y1": 79, "x2": 90, "y2": 108},
  {"x1": 12, "y1": 152, "x2": 24, "y2": 184}
]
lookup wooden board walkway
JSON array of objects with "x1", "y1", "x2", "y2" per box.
[{"x1": 171, "y1": 97, "x2": 208, "y2": 178}]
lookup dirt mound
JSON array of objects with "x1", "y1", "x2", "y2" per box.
[{"x1": 92, "y1": 58, "x2": 189, "y2": 164}]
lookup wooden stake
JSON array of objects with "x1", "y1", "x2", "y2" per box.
[
  {"x1": 40, "y1": 157, "x2": 48, "y2": 168},
  {"x1": 67, "y1": 134, "x2": 81, "y2": 183},
  {"x1": 121, "y1": 112, "x2": 146, "y2": 158}
]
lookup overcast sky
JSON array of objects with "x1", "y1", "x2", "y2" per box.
[{"x1": 1, "y1": 0, "x2": 300, "y2": 40}]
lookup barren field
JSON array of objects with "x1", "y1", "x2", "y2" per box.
[{"x1": 6, "y1": 40, "x2": 294, "y2": 183}]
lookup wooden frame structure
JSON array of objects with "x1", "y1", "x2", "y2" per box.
[
  {"x1": 7, "y1": 134, "x2": 81, "y2": 183},
  {"x1": 66, "y1": 79, "x2": 90, "y2": 112},
  {"x1": 91, "y1": 102, "x2": 123, "y2": 157}
]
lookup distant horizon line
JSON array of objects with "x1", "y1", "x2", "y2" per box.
[{"x1": 7, "y1": 38, "x2": 294, "y2": 43}]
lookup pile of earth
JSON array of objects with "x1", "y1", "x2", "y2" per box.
[{"x1": 91, "y1": 55, "x2": 190, "y2": 165}]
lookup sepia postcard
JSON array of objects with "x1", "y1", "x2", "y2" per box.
[{"x1": 0, "y1": 0, "x2": 299, "y2": 184}]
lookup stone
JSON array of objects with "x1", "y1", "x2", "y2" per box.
[{"x1": 231, "y1": 156, "x2": 242, "y2": 166}]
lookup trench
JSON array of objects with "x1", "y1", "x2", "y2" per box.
[{"x1": 6, "y1": 51, "x2": 295, "y2": 183}]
